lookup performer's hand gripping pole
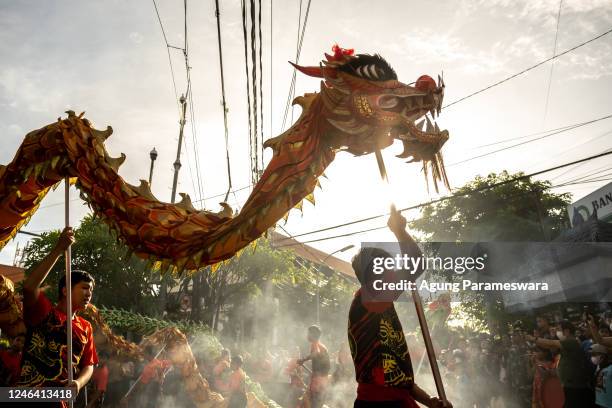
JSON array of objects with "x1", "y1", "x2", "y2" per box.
[
  {"x1": 374, "y1": 149, "x2": 447, "y2": 401},
  {"x1": 65, "y1": 178, "x2": 74, "y2": 406}
]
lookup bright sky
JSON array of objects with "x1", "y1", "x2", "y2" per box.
[{"x1": 1, "y1": 0, "x2": 612, "y2": 265}]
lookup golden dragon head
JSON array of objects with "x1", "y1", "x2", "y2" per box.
[{"x1": 292, "y1": 45, "x2": 450, "y2": 191}]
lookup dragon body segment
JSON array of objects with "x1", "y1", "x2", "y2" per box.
[{"x1": 0, "y1": 46, "x2": 450, "y2": 273}]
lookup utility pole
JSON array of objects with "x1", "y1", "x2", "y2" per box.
[
  {"x1": 12, "y1": 242, "x2": 20, "y2": 267},
  {"x1": 149, "y1": 147, "x2": 158, "y2": 186},
  {"x1": 532, "y1": 187, "x2": 550, "y2": 241},
  {"x1": 171, "y1": 94, "x2": 188, "y2": 204},
  {"x1": 161, "y1": 94, "x2": 187, "y2": 316}
]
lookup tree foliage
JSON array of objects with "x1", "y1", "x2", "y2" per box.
[
  {"x1": 411, "y1": 172, "x2": 572, "y2": 332},
  {"x1": 161, "y1": 239, "x2": 306, "y2": 327},
  {"x1": 411, "y1": 171, "x2": 571, "y2": 242}
]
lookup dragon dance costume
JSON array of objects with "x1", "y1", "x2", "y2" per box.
[
  {"x1": 0, "y1": 43, "x2": 451, "y2": 407},
  {"x1": 15, "y1": 293, "x2": 98, "y2": 407},
  {"x1": 349, "y1": 289, "x2": 418, "y2": 408}
]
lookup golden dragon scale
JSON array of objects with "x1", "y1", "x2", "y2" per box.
[{"x1": 0, "y1": 46, "x2": 450, "y2": 274}]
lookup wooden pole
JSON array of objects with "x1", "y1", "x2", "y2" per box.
[
  {"x1": 374, "y1": 150, "x2": 447, "y2": 401},
  {"x1": 65, "y1": 178, "x2": 74, "y2": 407},
  {"x1": 411, "y1": 289, "x2": 446, "y2": 400}
]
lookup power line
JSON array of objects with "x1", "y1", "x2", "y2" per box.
[
  {"x1": 183, "y1": 0, "x2": 205, "y2": 205},
  {"x1": 543, "y1": 0, "x2": 563, "y2": 123},
  {"x1": 241, "y1": 0, "x2": 255, "y2": 185},
  {"x1": 151, "y1": 0, "x2": 181, "y2": 116},
  {"x1": 281, "y1": 0, "x2": 313, "y2": 131},
  {"x1": 275, "y1": 149, "x2": 612, "y2": 243},
  {"x1": 443, "y1": 26, "x2": 612, "y2": 109},
  {"x1": 250, "y1": 0, "x2": 260, "y2": 181},
  {"x1": 214, "y1": 0, "x2": 234, "y2": 203},
  {"x1": 39, "y1": 198, "x2": 80, "y2": 210},
  {"x1": 475, "y1": 120, "x2": 596, "y2": 149},
  {"x1": 556, "y1": 164, "x2": 612, "y2": 185},
  {"x1": 39, "y1": 183, "x2": 253, "y2": 212},
  {"x1": 269, "y1": 0, "x2": 273, "y2": 143},
  {"x1": 180, "y1": 118, "x2": 199, "y2": 200},
  {"x1": 289, "y1": 0, "x2": 303, "y2": 127},
  {"x1": 552, "y1": 177, "x2": 612, "y2": 189},
  {"x1": 186, "y1": 76, "x2": 205, "y2": 205},
  {"x1": 193, "y1": 185, "x2": 252, "y2": 203},
  {"x1": 548, "y1": 140, "x2": 612, "y2": 182},
  {"x1": 17, "y1": 230, "x2": 42, "y2": 238},
  {"x1": 258, "y1": 0, "x2": 264, "y2": 173},
  {"x1": 277, "y1": 225, "x2": 384, "y2": 247},
  {"x1": 153, "y1": 0, "x2": 197, "y2": 199},
  {"x1": 277, "y1": 176, "x2": 612, "y2": 247},
  {"x1": 447, "y1": 113, "x2": 612, "y2": 167}
]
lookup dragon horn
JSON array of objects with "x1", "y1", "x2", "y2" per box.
[{"x1": 289, "y1": 62, "x2": 335, "y2": 78}]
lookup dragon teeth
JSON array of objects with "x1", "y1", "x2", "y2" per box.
[
  {"x1": 416, "y1": 119, "x2": 425, "y2": 131},
  {"x1": 426, "y1": 116, "x2": 434, "y2": 133}
]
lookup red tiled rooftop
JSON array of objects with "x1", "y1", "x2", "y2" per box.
[
  {"x1": 0, "y1": 264, "x2": 25, "y2": 284},
  {"x1": 269, "y1": 231, "x2": 355, "y2": 278}
]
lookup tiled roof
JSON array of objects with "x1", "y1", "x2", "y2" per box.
[
  {"x1": 269, "y1": 231, "x2": 355, "y2": 278},
  {"x1": 0, "y1": 264, "x2": 25, "y2": 283}
]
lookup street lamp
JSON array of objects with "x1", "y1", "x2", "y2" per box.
[
  {"x1": 316, "y1": 244, "x2": 355, "y2": 324},
  {"x1": 149, "y1": 147, "x2": 158, "y2": 186}
]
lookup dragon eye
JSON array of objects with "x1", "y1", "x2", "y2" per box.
[{"x1": 378, "y1": 95, "x2": 400, "y2": 109}]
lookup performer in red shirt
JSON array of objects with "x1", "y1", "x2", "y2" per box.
[
  {"x1": 15, "y1": 227, "x2": 98, "y2": 407},
  {"x1": 0, "y1": 333, "x2": 24, "y2": 385},
  {"x1": 227, "y1": 355, "x2": 248, "y2": 408},
  {"x1": 129, "y1": 345, "x2": 172, "y2": 408},
  {"x1": 297, "y1": 325, "x2": 331, "y2": 408},
  {"x1": 212, "y1": 349, "x2": 232, "y2": 392},
  {"x1": 348, "y1": 207, "x2": 452, "y2": 408},
  {"x1": 88, "y1": 351, "x2": 110, "y2": 408}
]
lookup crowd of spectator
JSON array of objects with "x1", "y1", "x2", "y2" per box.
[{"x1": 430, "y1": 310, "x2": 612, "y2": 408}]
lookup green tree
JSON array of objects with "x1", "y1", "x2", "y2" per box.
[
  {"x1": 411, "y1": 171, "x2": 572, "y2": 332},
  {"x1": 22, "y1": 215, "x2": 159, "y2": 313},
  {"x1": 412, "y1": 171, "x2": 571, "y2": 242},
  {"x1": 174, "y1": 239, "x2": 357, "y2": 350},
  {"x1": 198, "y1": 240, "x2": 302, "y2": 329}
]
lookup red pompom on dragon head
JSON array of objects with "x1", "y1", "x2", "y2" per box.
[{"x1": 290, "y1": 44, "x2": 450, "y2": 192}]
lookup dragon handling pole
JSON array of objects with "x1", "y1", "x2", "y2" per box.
[
  {"x1": 375, "y1": 149, "x2": 447, "y2": 401},
  {"x1": 121, "y1": 343, "x2": 168, "y2": 401},
  {"x1": 65, "y1": 178, "x2": 74, "y2": 407}
]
